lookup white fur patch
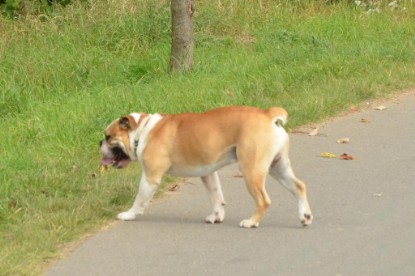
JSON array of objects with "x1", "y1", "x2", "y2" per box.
[
  {"x1": 136, "y1": 114, "x2": 163, "y2": 161},
  {"x1": 130, "y1": 112, "x2": 141, "y2": 123},
  {"x1": 273, "y1": 123, "x2": 289, "y2": 154}
]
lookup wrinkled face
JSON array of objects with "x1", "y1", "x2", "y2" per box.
[{"x1": 99, "y1": 115, "x2": 137, "y2": 169}]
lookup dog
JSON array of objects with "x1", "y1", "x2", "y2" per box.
[{"x1": 99, "y1": 106, "x2": 312, "y2": 228}]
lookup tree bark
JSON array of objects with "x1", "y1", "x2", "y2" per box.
[{"x1": 169, "y1": 0, "x2": 194, "y2": 72}]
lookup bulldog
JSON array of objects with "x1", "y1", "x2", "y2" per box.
[{"x1": 99, "y1": 106, "x2": 312, "y2": 228}]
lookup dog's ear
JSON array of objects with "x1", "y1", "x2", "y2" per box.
[
  {"x1": 119, "y1": 116, "x2": 131, "y2": 130},
  {"x1": 119, "y1": 115, "x2": 138, "y2": 130}
]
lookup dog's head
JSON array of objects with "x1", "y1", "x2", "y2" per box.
[{"x1": 99, "y1": 114, "x2": 141, "y2": 169}]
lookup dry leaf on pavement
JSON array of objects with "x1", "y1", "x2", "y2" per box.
[
  {"x1": 320, "y1": 152, "x2": 337, "y2": 158},
  {"x1": 374, "y1": 105, "x2": 387, "y2": 111},
  {"x1": 350, "y1": 106, "x2": 358, "y2": 112},
  {"x1": 168, "y1": 184, "x2": 180, "y2": 192},
  {"x1": 337, "y1": 137, "x2": 350, "y2": 144},
  {"x1": 308, "y1": 128, "x2": 319, "y2": 136},
  {"x1": 339, "y1": 153, "x2": 355, "y2": 160}
]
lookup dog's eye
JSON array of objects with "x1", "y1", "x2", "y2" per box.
[{"x1": 105, "y1": 135, "x2": 111, "y2": 142}]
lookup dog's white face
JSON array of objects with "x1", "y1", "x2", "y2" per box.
[{"x1": 99, "y1": 115, "x2": 138, "y2": 169}]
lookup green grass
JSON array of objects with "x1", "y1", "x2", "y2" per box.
[{"x1": 1, "y1": 0, "x2": 415, "y2": 274}]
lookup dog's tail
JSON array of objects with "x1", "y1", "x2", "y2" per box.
[{"x1": 267, "y1": 107, "x2": 288, "y2": 126}]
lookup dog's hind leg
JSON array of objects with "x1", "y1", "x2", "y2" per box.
[
  {"x1": 269, "y1": 147, "x2": 313, "y2": 226},
  {"x1": 201, "y1": 172, "x2": 226, "y2": 224},
  {"x1": 238, "y1": 168, "x2": 270, "y2": 228},
  {"x1": 117, "y1": 173, "x2": 159, "y2": 221},
  {"x1": 236, "y1": 138, "x2": 274, "y2": 228}
]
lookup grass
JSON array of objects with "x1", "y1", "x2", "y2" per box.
[{"x1": 1, "y1": 0, "x2": 415, "y2": 274}]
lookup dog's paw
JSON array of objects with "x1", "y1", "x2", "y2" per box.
[
  {"x1": 116, "y1": 211, "x2": 136, "y2": 221},
  {"x1": 239, "y1": 219, "x2": 259, "y2": 228},
  {"x1": 300, "y1": 213, "x2": 313, "y2": 227},
  {"x1": 205, "y1": 211, "x2": 225, "y2": 224}
]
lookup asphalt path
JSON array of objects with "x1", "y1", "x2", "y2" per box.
[{"x1": 46, "y1": 92, "x2": 415, "y2": 276}]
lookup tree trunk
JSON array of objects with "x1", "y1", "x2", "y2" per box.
[{"x1": 169, "y1": 0, "x2": 194, "y2": 72}]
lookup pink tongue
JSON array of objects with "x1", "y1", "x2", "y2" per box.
[{"x1": 101, "y1": 158, "x2": 114, "y2": 166}]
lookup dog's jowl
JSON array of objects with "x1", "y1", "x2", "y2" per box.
[{"x1": 99, "y1": 106, "x2": 313, "y2": 228}]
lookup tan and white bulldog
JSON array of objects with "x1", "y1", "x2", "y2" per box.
[{"x1": 99, "y1": 106, "x2": 312, "y2": 228}]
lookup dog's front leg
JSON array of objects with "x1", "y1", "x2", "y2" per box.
[
  {"x1": 117, "y1": 174, "x2": 158, "y2": 221},
  {"x1": 201, "y1": 172, "x2": 226, "y2": 224}
]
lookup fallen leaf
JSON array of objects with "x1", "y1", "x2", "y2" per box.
[
  {"x1": 308, "y1": 128, "x2": 319, "y2": 136},
  {"x1": 336, "y1": 137, "x2": 350, "y2": 144},
  {"x1": 374, "y1": 105, "x2": 387, "y2": 111},
  {"x1": 360, "y1": 118, "x2": 369, "y2": 123},
  {"x1": 71, "y1": 165, "x2": 77, "y2": 173},
  {"x1": 350, "y1": 106, "x2": 358, "y2": 112},
  {"x1": 339, "y1": 153, "x2": 355, "y2": 160},
  {"x1": 168, "y1": 184, "x2": 180, "y2": 192},
  {"x1": 320, "y1": 152, "x2": 337, "y2": 158},
  {"x1": 100, "y1": 164, "x2": 107, "y2": 174}
]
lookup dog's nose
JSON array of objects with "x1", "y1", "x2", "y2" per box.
[{"x1": 99, "y1": 139, "x2": 103, "y2": 147}]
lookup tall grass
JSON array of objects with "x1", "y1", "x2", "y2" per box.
[{"x1": 1, "y1": 0, "x2": 415, "y2": 274}]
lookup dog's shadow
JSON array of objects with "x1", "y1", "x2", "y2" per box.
[{"x1": 120, "y1": 213, "x2": 304, "y2": 231}]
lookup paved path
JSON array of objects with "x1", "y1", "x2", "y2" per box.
[{"x1": 46, "y1": 92, "x2": 415, "y2": 276}]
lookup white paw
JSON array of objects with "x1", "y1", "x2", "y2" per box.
[
  {"x1": 205, "y1": 211, "x2": 225, "y2": 224},
  {"x1": 301, "y1": 213, "x2": 313, "y2": 227},
  {"x1": 116, "y1": 211, "x2": 137, "y2": 221},
  {"x1": 239, "y1": 219, "x2": 259, "y2": 228}
]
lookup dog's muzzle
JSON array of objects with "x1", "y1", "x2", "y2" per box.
[{"x1": 99, "y1": 140, "x2": 131, "y2": 169}]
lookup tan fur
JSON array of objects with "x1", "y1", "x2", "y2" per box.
[{"x1": 100, "y1": 106, "x2": 313, "y2": 228}]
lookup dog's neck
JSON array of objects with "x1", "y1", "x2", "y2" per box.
[{"x1": 131, "y1": 113, "x2": 163, "y2": 159}]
